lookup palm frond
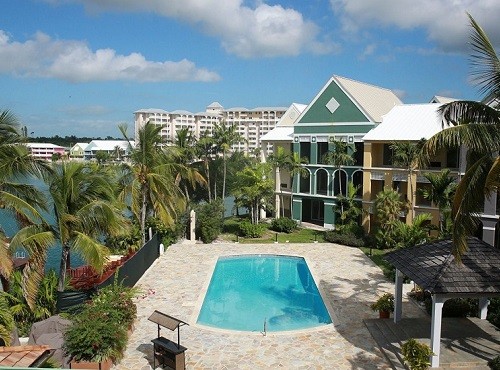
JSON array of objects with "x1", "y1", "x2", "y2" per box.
[{"x1": 71, "y1": 232, "x2": 110, "y2": 274}]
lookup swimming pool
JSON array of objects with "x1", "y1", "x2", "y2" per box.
[{"x1": 197, "y1": 255, "x2": 332, "y2": 332}]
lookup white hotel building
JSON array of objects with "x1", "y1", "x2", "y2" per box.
[{"x1": 134, "y1": 102, "x2": 287, "y2": 155}]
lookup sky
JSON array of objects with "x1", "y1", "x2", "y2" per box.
[{"x1": 1, "y1": 0, "x2": 499, "y2": 138}]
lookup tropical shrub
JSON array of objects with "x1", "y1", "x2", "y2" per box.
[
  {"x1": 0, "y1": 294, "x2": 15, "y2": 346},
  {"x1": 324, "y1": 230, "x2": 365, "y2": 248},
  {"x1": 2, "y1": 269, "x2": 59, "y2": 336},
  {"x1": 270, "y1": 217, "x2": 297, "y2": 233},
  {"x1": 147, "y1": 212, "x2": 188, "y2": 247},
  {"x1": 106, "y1": 226, "x2": 141, "y2": 254},
  {"x1": 64, "y1": 307, "x2": 128, "y2": 363},
  {"x1": 424, "y1": 296, "x2": 477, "y2": 318},
  {"x1": 401, "y1": 338, "x2": 433, "y2": 370},
  {"x1": 63, "y1": 275, "x2": 138, "y2": 364},
  {"x1": 195, "y1": 200, "x2": 224, "y2": 243},
  {"x1": 239, "y1": 221, "x2": 266, "y2": 238}
]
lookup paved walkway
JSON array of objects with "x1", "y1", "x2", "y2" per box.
[
  {"x1": 366, "y1": 316, "x2": 499, "y2": 369},
  {"x1": 115, "y1": 242, "x2": 426, "y2": 369}
]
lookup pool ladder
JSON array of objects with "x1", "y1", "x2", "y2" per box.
[{"x1": 262, "y1": 318, "x2": 267, "y2": 337}]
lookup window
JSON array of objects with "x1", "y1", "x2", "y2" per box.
[
  {"x1": 317, "y1": 142, "x2": 329, "y2": 164},
  {"x1": 354, "y1": 142, "x2": 364, "y2": 166},
  {"x1": 299, "y1": 172, "x2": 310, "y2": 193},
  {"x1": 316, "y1": 170, "x2": 328, "y2": 195},
  {"x1": 383, "y1": 144, "x2": 393, "y2": 166},
  {"x1": 300, "y1": 142, "x2": 311, "y2": 163}
]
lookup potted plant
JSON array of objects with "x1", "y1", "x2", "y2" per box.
[
  {"x1": 370, "y1": 293, "x2": 394, "y2": 318},
  {"x1": 401, "y1": 338, "x2": 433, "y2": 370}
]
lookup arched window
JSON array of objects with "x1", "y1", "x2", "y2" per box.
[
  {"x1": 333, "y1": 169, "x2": 348, "y2": 196},
  {"x1": 316, "y1": 169, "x2": 328, "y2": 195},
  {"x1": 299, "y1": 171, "x2": 310, "y2": 194}
]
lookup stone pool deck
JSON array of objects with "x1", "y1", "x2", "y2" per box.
[{"x1": 115, "y1": 242, "x2": 425, "y2": 369}]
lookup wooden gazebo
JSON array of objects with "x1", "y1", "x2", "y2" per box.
[{"x1": 385, "y1": 237, "x2": 500, "y2": 367}]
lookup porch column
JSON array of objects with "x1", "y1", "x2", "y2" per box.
[
  {"x1": 479, "y1": 297, "x2": 490, "y2": 319},
  {"x1": 394, "y1": 269, "x2": 403, "y2": 323},
  {"x1": 430, "y1": 294, "x2": 446, "y2": 368}
]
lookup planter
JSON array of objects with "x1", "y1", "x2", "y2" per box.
[
  {"x1": 70, "y1": 359, "x2": 112, "y2": 370},
  {"x1": 379, "y1": 310, "x2": 390, "y2": 319}
]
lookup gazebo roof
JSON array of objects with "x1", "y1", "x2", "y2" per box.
[{"x1": 385, "y1": 238, "x2": 500, "y2": 295}]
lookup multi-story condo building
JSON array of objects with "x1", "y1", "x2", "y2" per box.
[
  {"x1": 26, "y1": 143, "x2": 66, "y2": 160},
  {"x1": 262, "y1": 76, "x2": 500, "y2": 247},
  {"x1": 262, "y1": 75, "x2": 402, "y2": 228},
  {"x1": 134, "y1": 103, "x2": 287, "y2": 155}
]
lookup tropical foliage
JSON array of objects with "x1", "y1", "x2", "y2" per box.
[
  {"x1": 232, "y1": 162, "x2": 274, "y2": 224},
  {"x1": 334, "y1": 181, "x2": 364, "y2": 236},
  {"x1": 118, "y1": 122, "x2": 186, "y2": 245},
  {"x1": 323, "y1": 140, "x2": 354, "y2": 197},
  {"x1": 420, "y1": 14, "x2": 500, "y2": 258}
]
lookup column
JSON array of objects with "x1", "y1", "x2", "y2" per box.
[
  {"x1": 479, "y1": 297, "x2": 489, "y2": 319},
  {"x1": 394, "y1": 269, "x2": 403, "y2": 323},
  {"x1": 430, "y1": 295, "x2": 446, "y2": 368}
]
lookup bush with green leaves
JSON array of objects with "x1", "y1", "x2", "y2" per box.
[
  {"x1": 239, "y1": 220, "x2": 266, "y2": 238},
  {"x1": 106, "y1": 225, "x2": 141, "y2": 254},
  {"x1": 195, "y1": 200, "x2": 224, "y2": 243},
  {"x1": 0, "y1": 294, "x2": 15, "y2": 346},
  {"x1": 1, "y1": 269, "x2": 59, "y2": 337},
  {"x1": 401, "y1": 338, "x2": 433, "y2": 370},
  {"x1": 63, "y1": 275, "x2": 138, "y2": 364},
  {"x1": 270, "y1": 217, "x2": 298, "y2": 233},
  {"x1": 146, "y1": 211, "x2": 188, "y2": 246},
  {"x1": 324, "y1": 230, "x2": 365, "y2": 248}
]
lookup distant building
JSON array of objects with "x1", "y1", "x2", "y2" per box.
[
  {"x1": 26, "y1": 143, "x2": 66, "y2": 160},
  {"x1": 84, "y1": 140, "x2": 133, "y2": 161},
  {"x1": 134, "y1": 103, "x2": 288, "y2": 156},
  {"x1": 69, "y1": 143, "x2": 89, "y2": 160}
]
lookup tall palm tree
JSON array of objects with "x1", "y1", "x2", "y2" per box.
[
  {"x1": 390, "y1": 139, "x2": 426, "y2": 220},
  {"x1": 213, "y1": 120, "x2": 245, "y2": 202},
  {"x1": 323, "y1": 140, "x2": 355, "y2": 198},
  {"x1": 419, "y1": 169, "x2": 457, "y2": 236},
  {"x1": 119, "y1": 122, "x2": 185, "y2": 245},
  {"x1": 0, "y1": 110, "x2": 52, "y2": 306},
  {"x1": 170, "y1": 128, "x2": 206, "y2": 202},
  {"x1": 195, "y1": 132, "x2": 216, "y2": 202},
  {"x1": 268, "y1": 146, "x2": 290, "y2": 217},
  {"x1": 421, "y1": 14, "x2": 500, "y2": 258},
  {"x1": 288, "y1": 152, "x2": 309, "y2": 218},
  {"x1": 43, "y1": 162, "x2": 126, "y2": 292}
]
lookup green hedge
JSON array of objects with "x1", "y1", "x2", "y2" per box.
[
  {"x1": 324, "y1": 230, "x2": 365, "y2": 248},
  {"x1": 239, "y1": 221, "x2": 266, "y2": 238},
  {"x1": 270, "y1": 217, "x2": 298, "y2": 233}
]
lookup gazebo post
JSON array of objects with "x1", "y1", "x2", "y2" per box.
[
  {"x1": 430, "y1": 294, "x2": 446, "y2": 368},
  {"x1": 394, "y1": 269, "x2": 403, "y2": 323},
  {"x1": 479, "y1": 297, "x2": 489, "y2": 319}
]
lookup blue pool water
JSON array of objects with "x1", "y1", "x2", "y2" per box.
[{"x1": 197, "y1": 255, "x2": 332, "y2": 332}]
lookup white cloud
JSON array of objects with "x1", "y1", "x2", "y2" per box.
[
  {"x1": 0, "y1": 30, "x2": 220, "y2": 83},
  {"x1": 330, "y1": 0, "x2": 500, "y2": 52},
  {"x1": 47, "y1": 0, "x2": 338, "y2": 58}
]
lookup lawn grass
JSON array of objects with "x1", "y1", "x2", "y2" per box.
[{"x1": 221, "y1": 217, "x2": 326, "y2": 244}]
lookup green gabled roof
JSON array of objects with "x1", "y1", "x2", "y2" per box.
[{"x1": 297, "y1": 75, "x2": 402, "y2": 125}]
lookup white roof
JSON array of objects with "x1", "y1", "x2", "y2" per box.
[
  {"x1": 134, "y1": 108, "x2": 169, "y2": 114},
  {"x1": 86, "y1": 140, "x2": 133, "y2": 151},
  {"x1": 260, "y1": 127, "x2": 294, "y2": 142},
  {"x1": 430, "y1": 96, "x2": 456, "y2": 104},
  {"x1": 207, "y1": 102, "x2": 223, "y2": 108},
  {"x1": 72, "y1": 142, "x2": 89, "y2": 150},
  {"x1": 334, "y1": 75, "x2": 402, "y2": 123},
  {"x1": 276, "y1": 103, "x2": 307, "y2": 127},
  {"x1": 363, "y1": 103, "x2": 447, "y2": 141},
  {"x1": 26, "y1": 143, "x2": 65, "y2": 149}
]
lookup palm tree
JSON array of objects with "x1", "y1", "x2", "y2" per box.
[
  {"x1": 119, "y1": 122, "x2": 185, "y2": 245},
  {"x1": 195, "y1": 132, "x2": 216, "y2": 202},
  {"x1": 390, "y1": 139, "x2": 426, "y2": 221},
  {"x1": 43, "y1": 162, "x2": 126, "y2": 292},
  {"x1": 213, "y1": 120, "x2": 245, "y2": 203},
  {"x1": 421, "y1": 14, "x2": 500, "y2": 258},
  {"x1": 323, "y1": 140, "x2": 355, "y2": 198},
  {"x1": 0, "y1": 110, "x2": 52, "y2": 306},
  {"x1": 288, "y1": 152, "x2": 309, "y2": 218},
  {"x1": 170, "y1": 128, "x2": 206, "y2": 202},
  {"x1": 334, "y1": 181, "x2": 363, "y2": 234},
  {"x1": 268, "y1": 146, "x2": 290, "y2": 217},
  {"x1": 419, "y1": 169, "x2": 457, "y2": 236},
  {"x1": 0, "y1": 294, "x2": 14, "y2": 345}
]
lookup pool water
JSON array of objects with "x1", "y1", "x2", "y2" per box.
[{"x1": 197, "y1": 255, "x2": 332, "y2": 332}]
